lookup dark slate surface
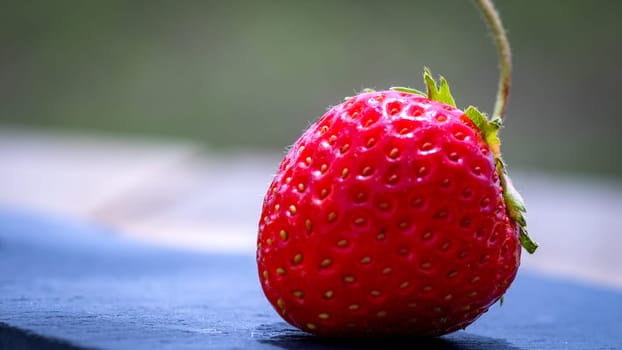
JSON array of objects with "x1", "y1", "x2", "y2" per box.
[{"x1": 1, "y1": 208, "x2": 621, "y2": 350}]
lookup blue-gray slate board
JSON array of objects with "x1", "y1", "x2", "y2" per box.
[{"x1": 1, "y1": 208, "x2": 621, "y2": 350}]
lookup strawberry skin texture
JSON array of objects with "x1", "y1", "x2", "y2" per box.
[{"x1": 257, "y1": 90, "x2": 521, "y2": 337}]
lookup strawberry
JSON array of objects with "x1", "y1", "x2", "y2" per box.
[
  {"x1": 256, "y1": 70, "x2": 536, "y2": 337},
  {"x1": 257, "y1": 0, "x2": 537, "y2": 336}
]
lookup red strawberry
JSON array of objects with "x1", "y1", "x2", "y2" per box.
[{"x1": 256, "y1": 70, "x2": 536, "y2": 337}]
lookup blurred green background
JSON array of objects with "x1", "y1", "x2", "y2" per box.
[{"x1": 1, "y1": 0, "x2": 620, "y2": 177}]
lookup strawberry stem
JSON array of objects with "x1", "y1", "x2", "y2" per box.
[{"x1": 473, "y1": 0, "x2": 512, "y2": 120}]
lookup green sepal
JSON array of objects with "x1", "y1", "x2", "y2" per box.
[
  {"x1": 465, "y1": 106, "x2": 502, "y2": 156},
  {"x1": 505, "y1": 175, "x2": 537, "y2": 254},
  {"x1": 519, "y1": 226, "x2": 538, "y2": 254},
  {"x1": 502, "y1": 172, "x2": 527, "y2": 222},
  {"x1": 496, "y1": 160, "x2": 538, "y2": 254},
  {"x1": 390, "y1": 86, "x2": 425, "y2": 96},
  {"x1": 465, "y1": 105, "x2": 488, "y2": 130},
  {"x1": 423, "y1": 67, "x2": 456, "y2": 107}
]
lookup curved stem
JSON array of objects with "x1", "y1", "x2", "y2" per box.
[{"x1": 473, "y1": 0, "x2": 512, "y2": 120}]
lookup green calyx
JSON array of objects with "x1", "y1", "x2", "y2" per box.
[{"x1": 392, "y1": 69, "x2": 537, "y2": 254}]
